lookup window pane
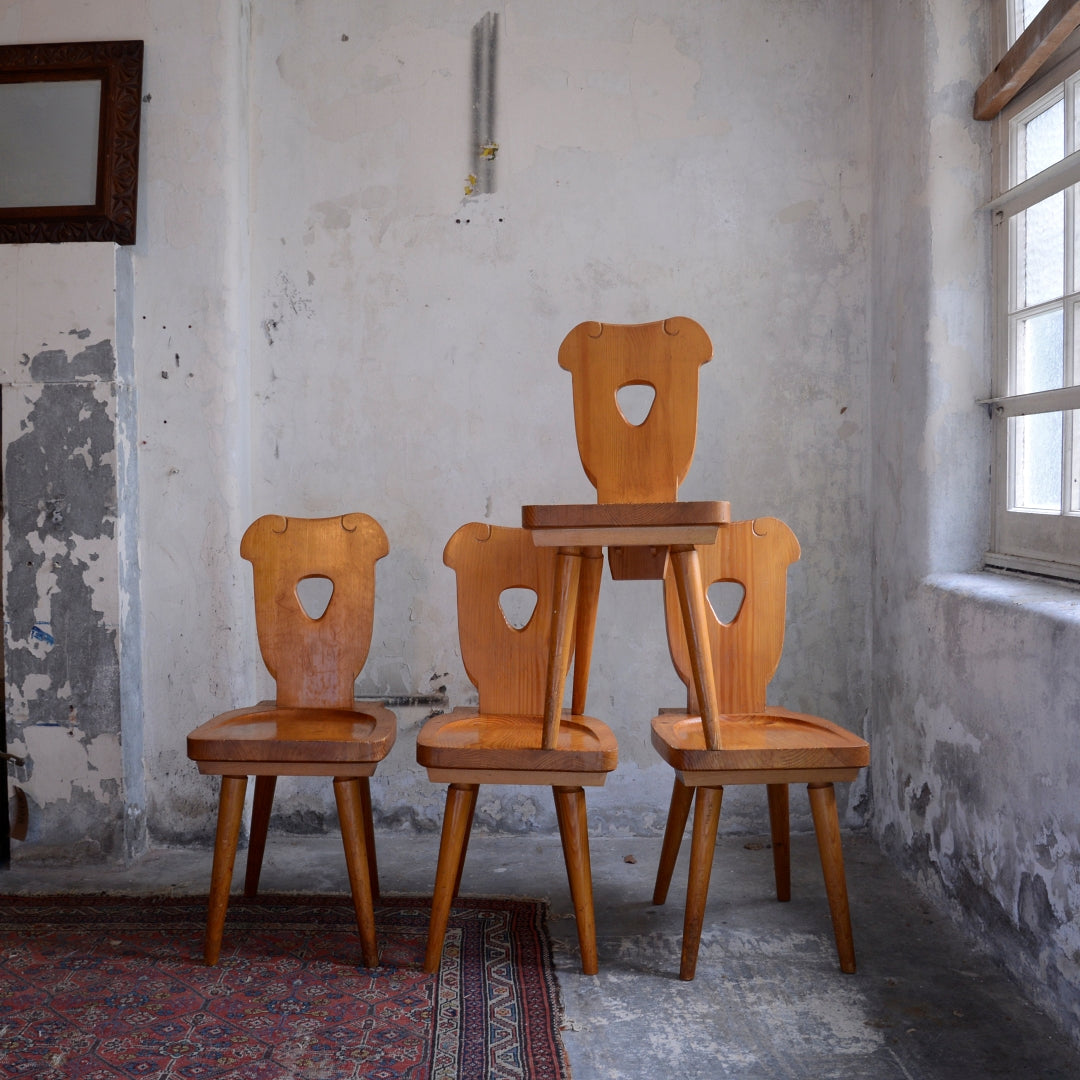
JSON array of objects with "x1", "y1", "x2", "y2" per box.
[
  {"x1": 1073, "y1": 79, "x2": 1080, "y2": 150},
  {"x1": 1070, "y1": 411, "x2": 1080, "y2": 513},
  {"x1": 1015, "y1": 1, "x2": 1049, "y2": 42},
  {"x1": 1071, "y1": 303, "x2": 1080, "y2": 387},
  {"x1": 1016, "y1": 192, "x2": 1065, "y2": 307},
  {"x1": 1012, "y1": 410, "x2": 1063, "y2": 511},
  {"x1": 1022, "y1": 1, "x2": 1048, "y2": 25},
  {"x1": 1015, "y1": 307, "x2": 1064, "y2": 392},
  {"x1": 1019, "y1": 97, "x2": 1065, "y2": 180}
]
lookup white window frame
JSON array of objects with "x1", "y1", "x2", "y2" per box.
[{"x1": 986, "y1": 12, "x2": 1080, "y2": 581}]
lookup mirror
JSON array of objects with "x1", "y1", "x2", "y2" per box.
[{"x1": 0, "y1": 41, "x2": 143, "y2": 244}]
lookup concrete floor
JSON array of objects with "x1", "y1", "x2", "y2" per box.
[{"x1": 3, "y1": 828, "x2": 1079, "y2": 1079}]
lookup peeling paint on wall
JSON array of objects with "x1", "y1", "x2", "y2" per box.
[{"x1": 3, "y1": 340, "x2": 124, "y2": 862}]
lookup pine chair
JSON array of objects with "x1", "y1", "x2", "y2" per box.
[
  {"x1": 187, "y1": 513, "x2": 396, "y2": 966},
  {"x1": 558, "y1": 316, "x2": 713, "y2": 505},
  {"x1": 650, "y1": 517, "x2": 870, "y2": 980},
  {"x1": 416, "y1": 522, "x2": 618, "y2": 975},
  {"x1": 523, "y1": 318, "x2": 729, "y2": 753}
]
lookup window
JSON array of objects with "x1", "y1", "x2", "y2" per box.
[
  {"x1": 1014, "y1": 0, "x2": 1051, "y2": 39},
  {"x1": 986, "y1": 2, "x2": 1080, "y2": 578}
]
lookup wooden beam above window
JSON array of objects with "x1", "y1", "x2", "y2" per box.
[{"x1": 974, "y1": 0, "x2": 1080, "y2": 120}]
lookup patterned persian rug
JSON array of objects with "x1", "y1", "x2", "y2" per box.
[{"x1": 0, "y1": 894, "x2": 569, "y2": 1080}]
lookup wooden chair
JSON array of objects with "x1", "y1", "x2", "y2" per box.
[
  {"x1": 524, "y1": 318, "x2": 729, "y2": 757},
  {"x1": 416, "y1": 522, "x2": 618, "y2": 975},
  {"x1": 650, "y1": 517, "x2": 870, "y2": 980},
  {"x1": 187, "y1": 513, "x2": 396, "y2": 966},
  {"x1": 558, "y1": 316, "x2": 713, "y2": 504}
]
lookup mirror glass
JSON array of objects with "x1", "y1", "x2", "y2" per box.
[{"x1": 0, "y1": 79, "x2": 101, "y2": 208}]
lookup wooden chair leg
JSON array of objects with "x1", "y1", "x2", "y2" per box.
[
  {"x1": 669, "y1": 546, "x2": 722, "y2": 751},
  {"x1": 205, "y1": 775, "x2": 247, "y2": 966},
  {"x1": 807, "y1": 781, "x2": 856, "y2": 974},
  {"x1": 653, "y1": 776, "x2": 694, "y2": 906},
  {"x1": 570, "y1": 547, "x2": 604, "y2": 714},
  {"x1": 553, "y1": 785, "x2": 599, "y2": 976},
  {"x1": 425, "y1": 783, "x2": 479, "y2": 974},
  {"x1": 359, "y1": 777, "x2": 380, "y2": 903},
  {"x1": 451, "y1": 788, "x2": 478, "y2": 900},
  {"x1": 680, "y1": 785, "x2": 723, "y2": 982},
  {"x1": 244, "y1": 775, "x2": 276, "y2": 897},
  {"x1": 767, "y1": 782, "x2": 791, "y2": 902},
  {"x1": 334, "y1": 777, "x2": 379, "y2": 968},
  {"x1": 542, "y1": 549, "x2": 581, "y2": 749}
]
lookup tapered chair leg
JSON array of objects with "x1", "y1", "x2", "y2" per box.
[
  {"x1": 359, "y1": 777, "x2": 380, "y2": 903},
  {"x1": 653, "y1": 776, "x2": 695, "y2": 906},
  {"x1": 767, "y1": 783, "x2": 791, "y2": 902},
  {"x1": 553, "y1": 785, "x2": 599, "y2": 976},
  {"x1": 680, "y1": 785, "x2": 723, "y2": 981},
  {"x1": 450, "y1": 790, "x2": 478, "y2": 900},
  {"x1": 206, "y1": 775, "x2": 248, "y2": 966},
  {"x1": 807, "y1": 781, "x2": 856, "y2": 974},
  {"x1": 334, "y1": 777, "x2": 379, "y2": 968},
  {"x1": 425, "y1": 783, "x2": 479, "y2": 974},
  {"x1": 570, "y1": 547, "x2": 604, "y2": 715},
  {"x1": 542, "y1": 550, "x2": 581, "y2": 748},
  {"x1": 244, "y1": 775, "x2": 276, "y2": 897}
]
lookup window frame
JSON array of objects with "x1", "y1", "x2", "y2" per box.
[{"x1": 987, "y1": 24, "x2": 1080, "y2": 581}]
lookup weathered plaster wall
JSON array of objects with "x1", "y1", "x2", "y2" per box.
[
  {"x1": 127, "y1": 0, "x2": 256, "y2": 847},
  {"x1": 0, "y1": 1, "x2": 254, "y2": 856},
  {"x1": 0, "y1": 243, "x2": 127, "y2": 860},
  {"x1": 238, "y1": 0, "x2": 872, "y2": 837},
  {"x1": 870, "y1": 0, "x2": 1080, "y2": 1044},
  {"x1": 3, "y1": 3, "x2": 872, "y2": 849}
]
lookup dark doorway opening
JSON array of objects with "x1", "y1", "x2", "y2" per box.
[{"x1": 1, "y1": 402, "x2": 8, "y2": 867}]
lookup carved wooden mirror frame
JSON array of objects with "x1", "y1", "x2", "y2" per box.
[{"x1": 0, "y1": 40, "x2": 143, "y2": 244}]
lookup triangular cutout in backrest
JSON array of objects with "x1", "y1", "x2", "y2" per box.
[
  {"x1": 296, "y1": 575, "x2": 334, "y2": 620},
  {"x1": 615, "y1": 382, "x2": 656, "y2": 427},
  {"x1": 707, "y1": 580, "x2": 745, "y2": 626},
  {"x1": 499, "y1": 586, "x2": 538, "y2": 630}
]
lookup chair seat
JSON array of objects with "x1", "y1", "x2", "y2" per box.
[
  {"x1": 188, "y1": 701, "x2": 397, "y2": 768},
  {"x1": 417, "y1": 706, "x2": 618, "y2": 777},
  {"x1": 651, "y1": 707, "x2": 869, "y2": 780},
  {"x1": 523, "y1": 500, "x2": 730, "y2": 548}
]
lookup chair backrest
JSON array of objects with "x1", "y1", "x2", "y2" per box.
[
  {"x1": 663, "y1": 518, "x2": 801, "y2": 714},
  {"x1": 558, "y1": 317, "x2": 712, "y2": 503},
  {"x1": 241, "y1": 513, "x2": 389, "y2": 709},
  {"x1": 444, "y1": 522, "x2": 560, "y2": 717}
]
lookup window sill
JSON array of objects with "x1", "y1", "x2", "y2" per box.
[
  {"x1": 984, "y1": 549, "x2": 1080, "y2": 584},
  {"x1": 924, "y1": 568, "x2": 1080, "y2": 624}
]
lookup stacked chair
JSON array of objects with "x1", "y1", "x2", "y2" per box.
[{"x1": 528, "y1": 317, "x2": 869, "y2": 980}]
